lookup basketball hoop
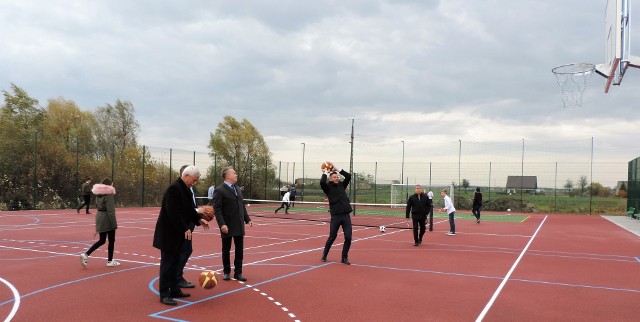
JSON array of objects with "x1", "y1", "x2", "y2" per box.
[{"x1": 551, "y1": 63, "x2": 595, "y2": 108}]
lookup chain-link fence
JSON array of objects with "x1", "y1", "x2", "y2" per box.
[{"x1": 0, "y1": 138, "x2": 632, "y2": 214}]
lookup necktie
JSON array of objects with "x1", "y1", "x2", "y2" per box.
[
  {"x1": 418, "y1": 194, "x2": 420, "y2": 201},
  {"x1": 232, "y1": 185, "x2": 238, "y2": 196}
]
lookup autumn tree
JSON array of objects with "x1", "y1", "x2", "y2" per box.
[
  {"x1": 94, "y1": 99, "x2": 140, "y2": 159},
  {"x1": 579, "y1": 175, "x2": 588, "y2": 196},
  {"x1": 0, "y1": 84, "x2": 44, "y2": 208},
  {"x1": 462, "y1": 179, "x2": 470, "y2": 190},
  {"x1": 564, "y1": 178, "x2": 574, "y2": 191},
  {"x1": 39, "y1": 97, "x2": 98, "y2": 205},
  {"x1": 208, "y1": 116, "x2": 277, "y2": 199}
]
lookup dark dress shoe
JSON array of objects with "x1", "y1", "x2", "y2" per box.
[
  {"x1": 223, "y1": 273, "x2": 230, "y2": 280},
  {"x1": 177, "y1": 281, "x2": 195, "y2": 288},
  {"x1": 170, "y1": 291, "x2": 190, "y2": 298},
  {"x1": 341, "y1": 258, "x2": 351, "y2": 265},
  {"x1": 160, "y1": 297, "x2": 177, "y2": 306},
  {"x1": 413, "y1": 243, "x2": 419, "y2": 246},
  {"x1": 234, "y1": 274, "x2": 247, "y2": 281}
]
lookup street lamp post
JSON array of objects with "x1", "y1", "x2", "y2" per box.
[{"x1": 301, "y1": 142, "x2": 305, "y2": 201}]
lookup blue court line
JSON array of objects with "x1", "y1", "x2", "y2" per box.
[
  {"x1": 148, "y1": 263, "x2": 331, "y2": 321},
  {"x1": 0, "y1": 264, "x2": 155, "y2": 307}
]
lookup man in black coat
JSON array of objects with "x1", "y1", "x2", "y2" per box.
[
  {"x1": 320, "y1": 165, "x2": 353, "y2": 265},
  {"x1": 472, "y1": 187, "x2": 483, "y2": 224},
  {"x1": 153, "y1": 165, "x2": 210, "y2": 306},
  {"x1": 406, "y1": 184, "x2": 431, "y2": 246},
  {"x1": 213, "y1": 166, "x2": 252, "y2": 282}
]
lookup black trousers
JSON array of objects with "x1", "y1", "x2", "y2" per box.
[
  {"x1": 448, "y1": 211, "x2": 456, "y2": 233},
  {"x1": 176, "y1": 236, "x2": 193, "y2": 282},
  {"x1": 323, "y1": 213, "x2": 352, "y2": 259},
  {"x1": 86, "y1": 230, "x2": 116, "y2": 261},
  {"x1": 275, "y1": 202, "x2": 290, "y2": 213},
  {"x1": 78, "y1": 194, "x2": 91, "y2": 212},
  {"x1": 412, "y1": 217, "x2": 426, "y2": 243},
  {"x1": 472, "y1": 206, "x2": 481, "y2": 220},
  {"x1": 159, "y1": 250, "x2": 181, "y2": 299},
  {"x1": 221, "y1": 236, "x2": 244, "y2": 275}
]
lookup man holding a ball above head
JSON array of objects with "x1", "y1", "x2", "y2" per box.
[{"x1": 320, "y1": 162, "x2": 353, "y2": 265}]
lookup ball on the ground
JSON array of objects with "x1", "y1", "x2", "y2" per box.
[
  {"x1": 507, "y1": 208, "x2": 511, "y2": 212},
  {"x1": 321, "y1": 161, "x2": 334, "y2": 171},
  {"x1": 199, "y1": 270, "x2": 217, "y2": 289},
  {"x1": 379, "y1": 225, "x2": 386, "y2": 233}
]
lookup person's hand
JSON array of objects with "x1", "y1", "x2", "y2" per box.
[
  {"x1": 200, "y1": 219, "x2": 209, "y2": 230},
  {"x1": 248, "y1": 221, "x2": 253, "y2": 227},
  {"x1": 185, "y1": 229, "x2": 192, "y2": 240},
  {"x1": 198, "y1": 205, "x2": 214, "y2": 221},
  {"x1": 221, "y1": 225, "x2": 229, "y2": 234}
]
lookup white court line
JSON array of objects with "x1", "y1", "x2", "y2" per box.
[
  {"x1": 0, "y1": 276, "x2": 20, "y2": 322},
  {"x1": 475, "y1": 215, "x2": 548, "y2": 322}
]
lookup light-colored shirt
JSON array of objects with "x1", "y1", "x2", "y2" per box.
[
  {"x1": 224, "y1": 181, "x2": 237, "y2": 195},
  {"x1": 443, "y1": 195, "x2": 455, "y2": 214},
  {"x1": 427, "y1": 191, "x2": 434, "y2": 200},
  {"x1": 207, "y1": 186, "x2": 215, "y2": 199},
  {"x1": 282, "y1": 192, "x2": 290, "y2": 202}
]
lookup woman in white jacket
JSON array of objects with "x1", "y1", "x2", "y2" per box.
[{"x1": 80, "y1": 178, "x2": 119, "y2": 267}]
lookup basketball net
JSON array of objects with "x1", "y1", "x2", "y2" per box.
[{"x1": 551, "y1": 63, "x2": 595, "y2": 108}]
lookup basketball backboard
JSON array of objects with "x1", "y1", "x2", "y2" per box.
[{"x1": 595, "y1": 0, "x2": 640, "y2": 92}]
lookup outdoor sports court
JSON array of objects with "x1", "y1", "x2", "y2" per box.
[{"x1": 1, "y1": 207, "x2": 639, "y2": 321}]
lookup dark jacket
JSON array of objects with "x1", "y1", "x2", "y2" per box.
[
  {"x1": 213, "y1": 183, "x2": 251, "y2": 238},
  {"x1": 153, "y1": 178, "x2": 202, "y2": 253},
  {"x1": 92, "y1": 184, "x2": 117, "y2": 233},
  {"x1": 80, "y1": 181, "x2": 92, "y2": 196},
  {"x1": 473, "y1": 192, "x2": 483, "y2": 209},
  {"x1": 320, "y1": 169, "x2": 353, "y2": 215},
  {"x1": 406, "y1": 193, "x2": 431, "y2": 219}
]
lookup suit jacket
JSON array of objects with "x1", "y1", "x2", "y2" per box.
[
  {"x1": 153, "y1": 178, "x2": 202, "y2": 253},
  {"x1": 213, "y1": 183, "x2": 251, "y2": 238},
  {"x1": 406, "y1": 193, "x2": 431, "y2": 219},
  {"x1": 320, "y1": 169, "x2": 353, "y2": 215}
]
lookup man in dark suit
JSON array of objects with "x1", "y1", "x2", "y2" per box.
[
  {"x1": 213, "y1": 166, "x2": 253, "y2": 282},
  {"x1": 406, "y1": 184, "x2": 431, "y2": 246},
  {"x1": 153, "y1": 165, "x2": 210, "y2": 306},
  {"x1": 320, "y1": 165, "x2": 353, "y2": 265}
]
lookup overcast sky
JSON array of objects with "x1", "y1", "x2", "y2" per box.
[{"x1": 1, "y1": 1, "x2": 639, "y2": 186}]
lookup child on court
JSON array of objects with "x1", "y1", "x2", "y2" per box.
[
  {"x1": 440, "y1": 189, "x2": 456, "y2": 236},
  {"x1": 80, "y1": 178, "x2": 120, "y2": 267},
  {"x1": 275, "y1": 188, "x2": 291, "y2": 214}
]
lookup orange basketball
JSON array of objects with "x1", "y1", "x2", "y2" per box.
[
  {"x1": 199, "y1": 270, "x2": 217, "y2": 289},
  {"x1": 321, "y1": 161, "x2": 334, "y2": 171}
]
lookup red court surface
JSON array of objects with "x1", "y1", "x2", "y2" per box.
[{"x1": 1, "y1": 208, "x2": 639, "y2": 321}]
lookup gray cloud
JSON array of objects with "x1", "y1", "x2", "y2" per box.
[{"x1": 0, "y1": 0, "x2": 638, "y2": 186}]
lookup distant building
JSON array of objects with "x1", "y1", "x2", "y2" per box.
[{"x1": 506, "y1": 176, "x2": 538, "y2": 194}]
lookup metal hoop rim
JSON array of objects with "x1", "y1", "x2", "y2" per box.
[{"x1": 551, "y1": 63, "x2": 596, "y2": 75}]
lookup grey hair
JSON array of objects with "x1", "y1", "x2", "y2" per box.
[
  {"x1": 221, "y1": 166, "x2": 234, "y2": 180},
  {"x1": 181, "y1": 165, "x2": 200, "y2": 178}
]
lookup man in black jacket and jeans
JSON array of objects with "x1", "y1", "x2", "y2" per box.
[
  {"x1": 406, "y1": 184, "x2": 431, "y2": 246},
  {"x1": 320, "y1": 165, "x2": 353, "y2": 265}
]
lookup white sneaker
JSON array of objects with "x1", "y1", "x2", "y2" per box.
[
  {"x1": 446, "y1": 232, "x2": 456, "y2": 236},
  {"x1": 106, "y1": 260, "x2": 120, "y2": 267},
  {"x1": 80, "y1": 253, "x2": 88, "y2": 267}
]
